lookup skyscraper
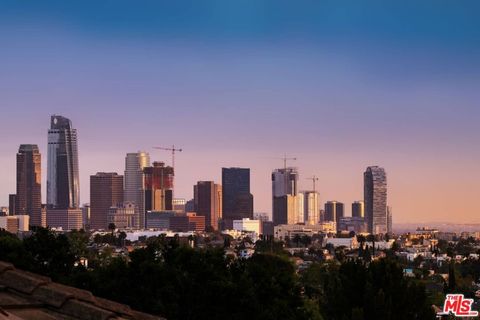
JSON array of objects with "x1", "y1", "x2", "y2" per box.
[
  {"x1": 272, "y1": 167, "x2": 301, "y2": 225},
  {"x1": 303, "y1": 191, "x2": 320, "y2": 225},
  {"x1": 144, "y1": 162, "x2": 174, "y2": 212},
  {"x1": 90, "y1": 172, "x2": 124, "y2": 230},
  {"x1": 272, "y1": 167, "x2": 298, "y2": 198},
  {"x1": 16, "y1": 144, "x2": 42, "y2": 227},
  {"x1": 387, "y1": 206, "x2": 393, "y2": 234},
  {"x1": 8, "y1": 194, "x2": 16, "y2": 216},
  {"x1": 222, "y1": 167, "x2": 253, "y2": 228},
  {"x1": 47, "y1": 115, "x2": 80, "y2": 209},
  {"x1": 124, "y1": 152, "x2": 150, "y2": 228},
  {"x1": 364, "y1": 166, "x2": 388, "y2": 234},
  {"x1": 352, "y1": 201, "x2": 365, "y2": 218},
  {"x1": 324, "y1": 201, "x2": 344, "y2": 226},
  {"x1": 194, "y1": 181, "x2": 222, "y2": 230}
]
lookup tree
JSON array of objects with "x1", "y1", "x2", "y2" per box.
[
  {"x1": 0, "y1": 230, "x2": 33, "y2": 270},
  {"x1": 301, "y1": 235, "x2": 311, "y2": 248},
  {"x1": 357, "y1": 235, "x2": 366, "y2": 249},
  {"x1": 448, "y1": 261, "x2": 456, "y2": 292},
  {"x1": 390, "y1": 240, "x2": 400, "y2": 252},
  {"x1": 301, "y1": 258, "x2": 435, "y2": 320},
  {"x1": 67, "y1": 229, "x2": 90, "y2": 260},
  {"x1": 293, "y1": 234, "x2": 301, "y2": 248},
  {"x1": 108, "y1": 223, "x2": 116, "y2": 236},
  {"x1": 118, "y1": 231, "x2": 127, "y2": 247},
  {"x1": 366, "y1": 234, "x2": 376, "y2": 256},
  {"x1": 23, "y1": 228, "x2": 76, "y2": 280},
  {"x1": 223, "y1": 235, "x2": 232, "y2": 248}
]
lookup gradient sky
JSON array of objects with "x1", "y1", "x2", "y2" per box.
[{"x1": 1, "y1": 1, "x2": 479, "y2": 223}]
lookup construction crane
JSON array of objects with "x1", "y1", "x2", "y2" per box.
[
  {"x1": 152, "y1": 145, "x2": 183, "y2": 202},
  {"x1": 152, "y1": 145, "x2": 183, "y2": 170},
  {"x1": 279, "y1": 154, "x2": 297, "y2": 171},
  {"x1": 306, "y1": 175, "x2": 319, "y2": 192},
  {"x1": 274, "y1": 154, "x2": 297, "y2": 195}
]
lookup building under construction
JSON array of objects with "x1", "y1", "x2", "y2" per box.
[{"x1": 143, "y1": 162, "x2": 174, "y2": 212}]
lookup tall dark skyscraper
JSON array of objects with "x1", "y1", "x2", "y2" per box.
[
  {"x1": 364, "y1": 166, "x2": 388, "y2": 234},
  {"x1": 16, "y1": 144, "x2": 42, "y2": 227},
  {"x1": 324, "y1": 201, "x2": 344, "y2": 226},
  {"x1": 221, "y1": 167, "x2": 253, "y2": 228},
  {"x1": 194, "y1": 181, "x2": 222, "y2": 230},
  {"x1": 8, "y1": 194, "x2": 16, "y2": 216},
  {"x1": 90, "y1": 172, "x2": 124, "y2": 230},
  {"x1": 47, "y1": 115, "x2": 80, "y2": 209},
  {"x1": 352, "y1": 201, "x2": 365, "y2": 218}
]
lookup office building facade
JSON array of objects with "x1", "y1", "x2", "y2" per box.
[
  {"x1": 16, "y1": 144, "x2": 42, "y2": 227},
  {"x1": 9, "y1": 194, "x2": 16, "y2": 216},
  {"x1": 272, "y1": 167, "x2": 301, "y2": 226},
  {"x1": 303, "y1": 191, "x2": 320, "y2": 225},
  {"x1": 124, "y1": 152, "x2": 150, "y2": 228},
  {"x1": 90, "y1": 172, "x2": 124, "y2": 230},
  {"x1": 108, "y1": 202, "x2": 139, "y2": 229},
  {"x1": 364, "y1": 166, "x2": 388, "y2": 234},
  {"x1": 222, "y1": 167, "x2": 253, "y2": 228},
  {"x1": 46, "y1": 208, "x2": 82, "y2": 230},
  {"x1": 352, "y1": 201, "x2": 365, "y2": 218},
  {"x1": 324, "y1": 201, "x2": 344, "y2": 226},
  {"x1": 194, "y1": 181, "x2": 222, "y2": 230},
  {"x1": 47, "y1": 115, "x2": 80, "y2": 209}
]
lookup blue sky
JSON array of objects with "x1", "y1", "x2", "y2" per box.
[{"x1": 0, "y1": 1, "x2": 479, "y2": 222}]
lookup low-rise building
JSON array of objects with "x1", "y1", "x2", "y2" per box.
[
  {"x1": 233, "y1": 218, "x2": 261, "y2": 235},
  {"x1": 169, "y1": 213, "x2": 205, "y2": 232},
  {"x1": 108, "y1": 202, "x2": 139, "y2": 229},
  {"x1": 337, "y1": 217, "x2": 367, "y2": 233},
  {"x1": 0, "y1": 215, "x2": 29, "y2": 233},
  {"x1": 46, "y1": 208, "x2": 82, "y2": 231},
  {"x1": 274, "y1": 222, "x2": 336, "y2": 240},
  {"x1": 324, "y1": 237, "x2": 359, "y2": 249},
  {"x1": 145, "y1": 211, "x2": 175, "y2": 230}
]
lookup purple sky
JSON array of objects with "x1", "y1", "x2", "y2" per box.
[{"x1": 1, "y1": 1, "x2": 479, "y2": 223}]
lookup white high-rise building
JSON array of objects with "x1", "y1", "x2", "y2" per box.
[
  {"x1": 303, "y1": 191, "x2": 319, "y2": 225},
  {"x1": 124, "y1": 152, "x2": 150, "y2": 228},
  {"x1": 297, "y1": 192, "x2": 305, "y2": 224}
]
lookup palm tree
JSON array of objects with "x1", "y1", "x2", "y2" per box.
[
  {"x1": 366, "y1": 234, "x2": 376, "y2": 256},
  {"x1": 357, "y1": 235, "x2": 366, "y2": 249}
]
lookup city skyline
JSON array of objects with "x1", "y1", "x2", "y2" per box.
[
  {"x1": 0, "y1": 113, "x2": 477, "y2": 224},
  {"x1": 1, "y1": 1, "x2": 479, "y2": 224}
]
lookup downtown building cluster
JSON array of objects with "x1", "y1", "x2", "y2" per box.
[
  {"x1": 4, "y1": 115, "x2": 392, "y2": 237},
  {"x1": 270, "y1": 165, "x2": 392, "y2": 239}
]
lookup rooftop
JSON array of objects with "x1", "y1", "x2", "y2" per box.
[{"x1": 0, "y1": 261, "x2": 165, "y2": 320}]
